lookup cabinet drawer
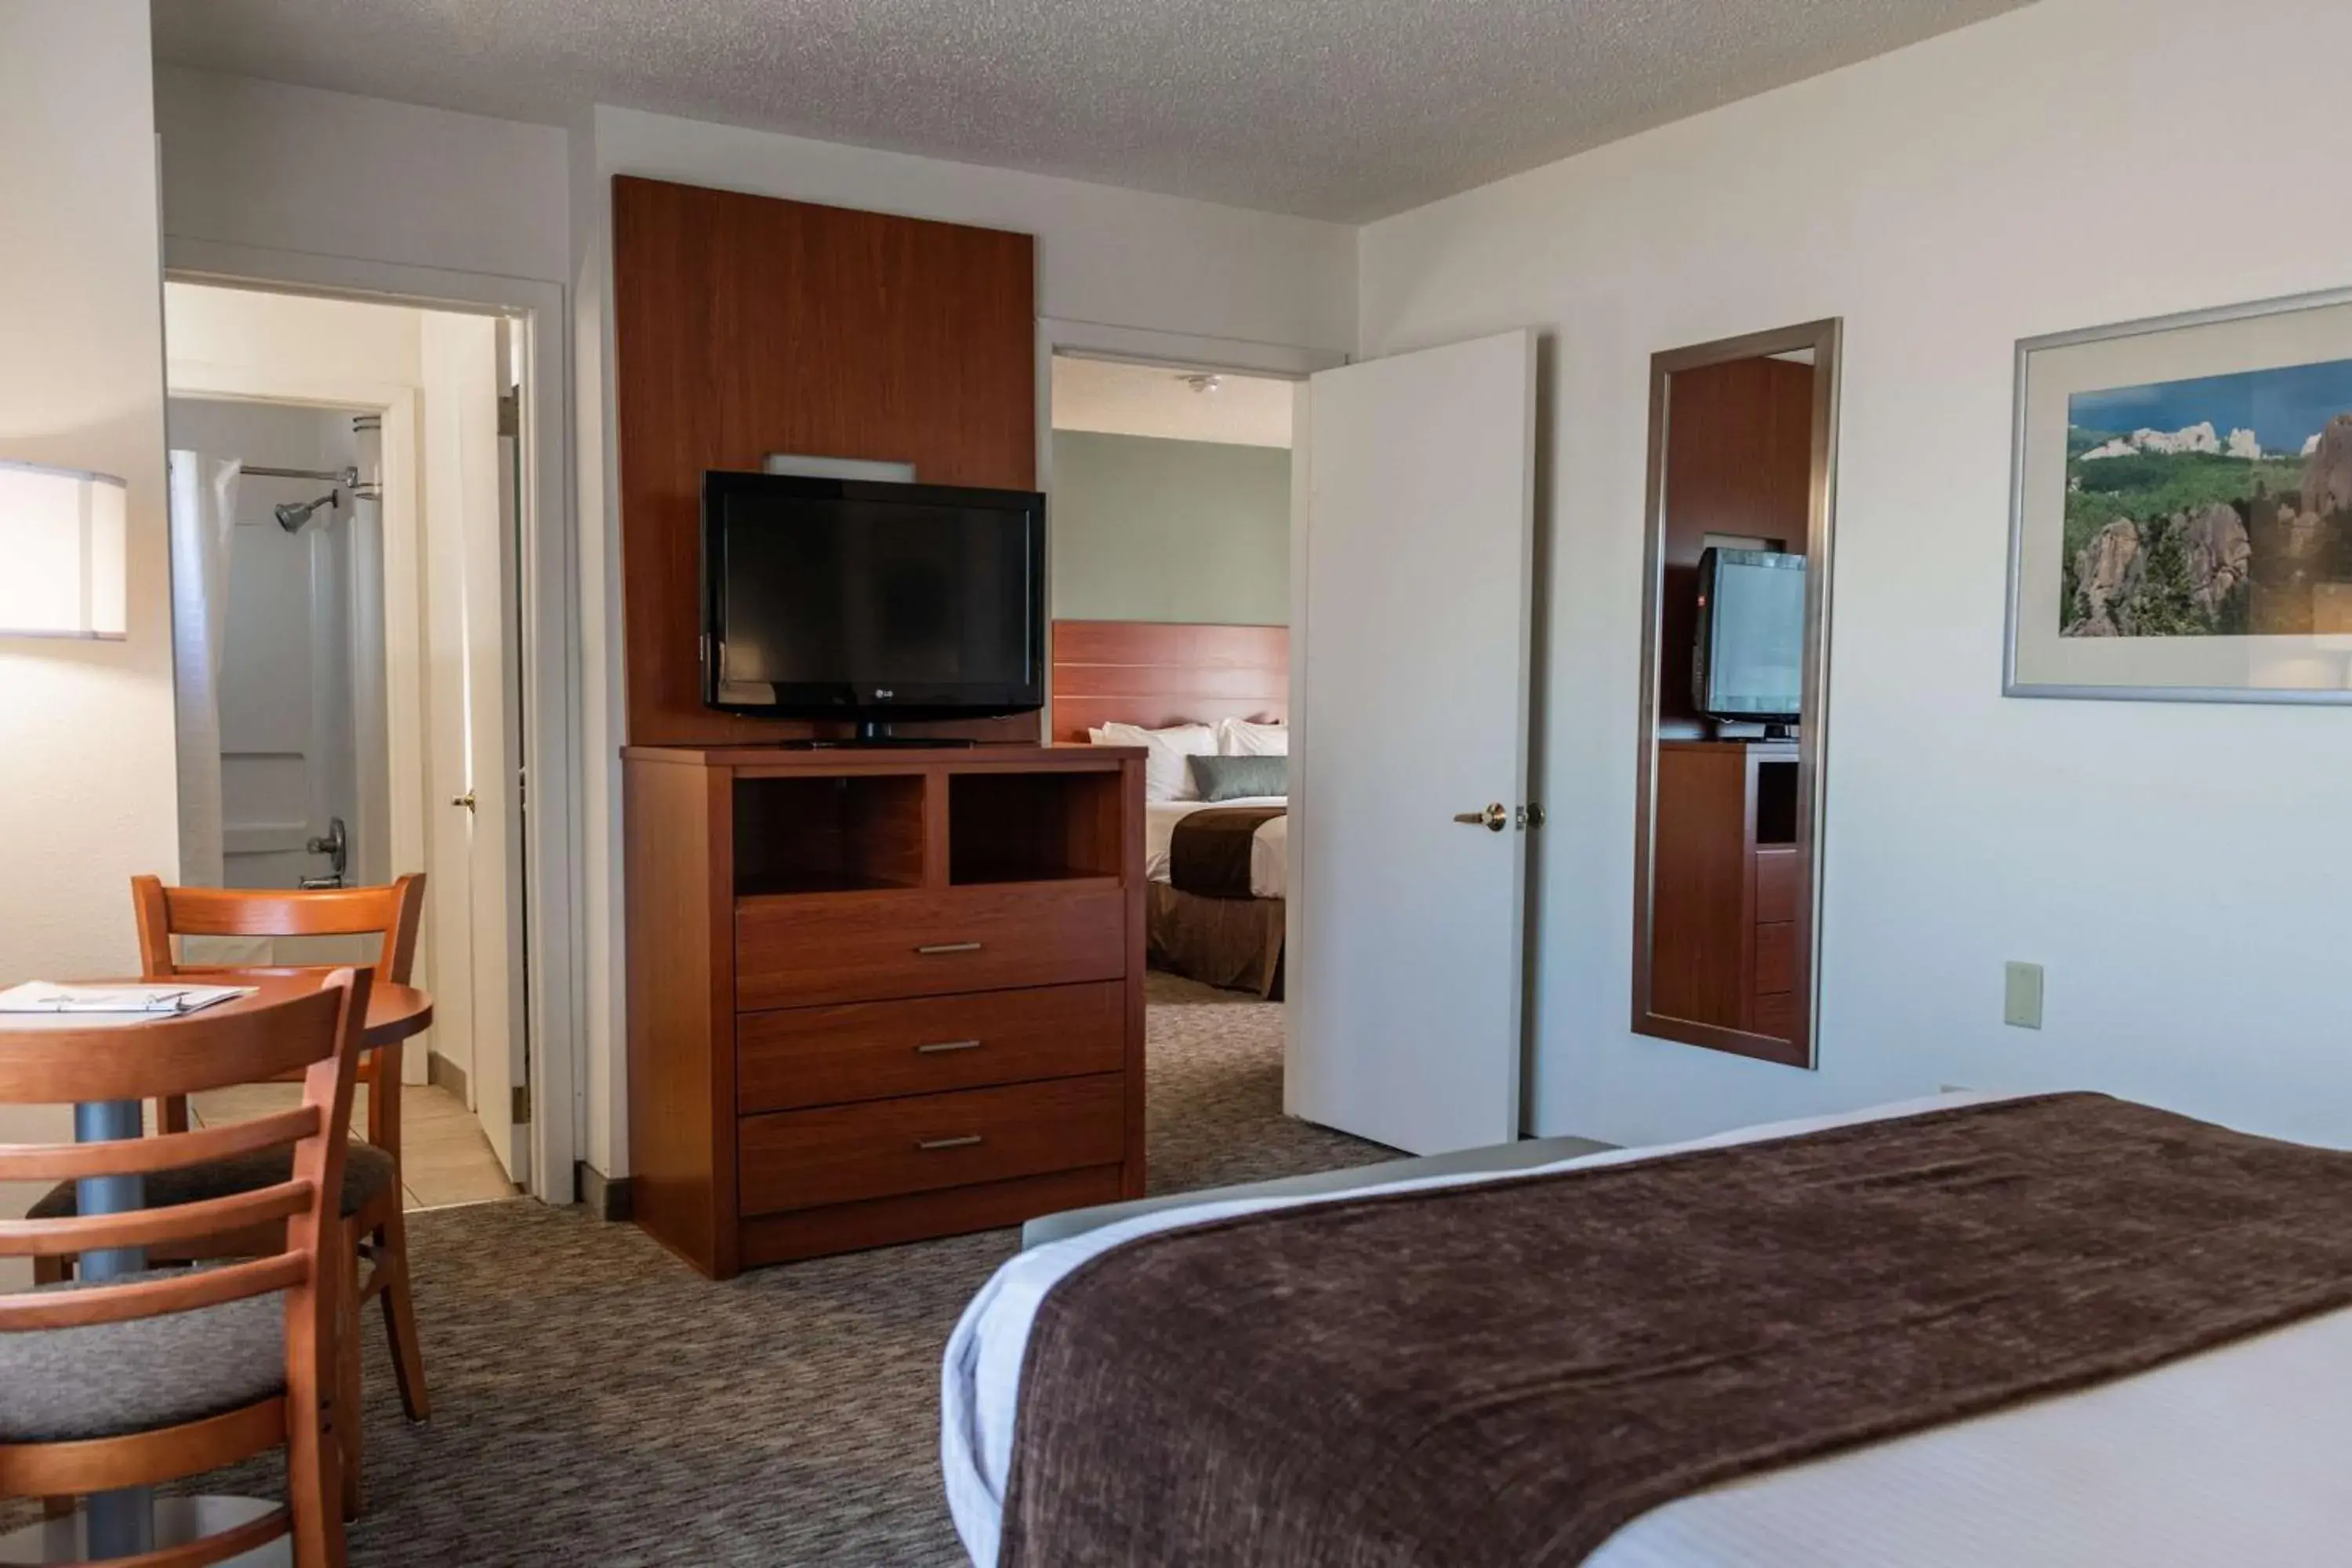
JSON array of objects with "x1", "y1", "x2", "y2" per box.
[
  {"x1": 1754, "y1": 920, "x2": 1796, "y2": 996},
  {"x1": 737, "y1": 982, "x2": 1126, "y2": 1113},
  {"x1": 739, "y1": 1073, "x2": 1126, "y2": 1216},
  {"x1": 736, "y1": 884, "x2": 1126, "y2": 1010},
  {"x1": 1755, "y1": 848, "x2": 1800, "y2": 925}
]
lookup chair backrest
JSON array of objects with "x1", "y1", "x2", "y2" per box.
[
  {"x1": 133, "y1": 874, "x2": 426, "y2": 985},
  {"x1": 0, "y1": 972, "x2": 369, "y2": 1337}
]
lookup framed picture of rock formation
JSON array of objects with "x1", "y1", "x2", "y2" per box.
[{"x1": 2007, "y1": 285, "x2": 2352, "y2": 702}]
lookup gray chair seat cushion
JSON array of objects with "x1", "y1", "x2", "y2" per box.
[
  {"x1": 0, "y1": 1269, "x2": 285, "y2": 1443},
  {"x1": 29, "y1": 1141, "x2": 396, "y2": 1223}
]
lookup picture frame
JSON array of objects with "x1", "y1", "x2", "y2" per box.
[{"x1": 2005, "y1": 285, "x2": 2352, "y2": 703}]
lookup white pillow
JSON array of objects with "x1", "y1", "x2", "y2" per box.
[
  {"x1": 1218, "y1": 717, "x2": 1288, "y2": 757},
  {"x1": 1088, "y1": 721, "x2": 1218, "y2": 800}
]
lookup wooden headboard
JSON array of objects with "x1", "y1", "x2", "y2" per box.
[{"x1": 1050, "y1": 621, "x2": 1289, "y2": 743}]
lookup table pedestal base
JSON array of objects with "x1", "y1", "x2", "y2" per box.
[{"x1": 0, "y1": 1497, "x2": 288, "y2": 1566}]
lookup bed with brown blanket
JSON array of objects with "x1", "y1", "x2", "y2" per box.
[
  {"x1": 1051, "y1": 619, "x2": 1291, "y2": 998},
  {"x1": 1149, "y1": 804, "x2": 1287, "y2": 996},
  {"x1": 942, "y1": 1091, "x2": 2352, "y2": 1566}
]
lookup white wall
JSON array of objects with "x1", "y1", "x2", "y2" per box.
[
  {"x1": 0, "y1": 0, "x2": 176, "y2": 1273},
  {"x1": 154, "y1": 67, "x2": 571, "y2": 285},
  {"x1": 572, "y1": 106, "x2": 1361, "y2": 1176},
  {"x1": 1357, "y1": 0, "x2": 2352, "y2": 1152},
  {"x1": 166, "y1": 281, "x2": 426, "y2": 389}
]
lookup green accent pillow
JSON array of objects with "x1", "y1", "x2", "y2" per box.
[{"x1": 1188, "y1": 754, "x2": 1287, "y2": 803}]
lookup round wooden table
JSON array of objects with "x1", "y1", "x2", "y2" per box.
[
  {"x1": 0, "y1": 971, "x2": 430, "y2": 1565},
  {"x1": 158, "y1": 971, "x2": 434, "y2": 1051}
]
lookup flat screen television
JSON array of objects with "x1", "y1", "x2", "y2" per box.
[
  {"x1": 1692, "y1": 546, "x2": 1807, "y2": 726},
  {"x1": 702, "y1": 471, "x2": 1046, "y2": 729}
]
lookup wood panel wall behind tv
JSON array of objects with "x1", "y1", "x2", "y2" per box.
[
  {"x1": 1656, "y1": 355, "x2": 1813, "y2": 739},
  {"x1": 612, "y1": 175, "x2": 1040, "y2": 746}
]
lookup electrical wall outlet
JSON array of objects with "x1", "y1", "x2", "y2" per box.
[{"x1": 2003, "y1": 961, "x2": 2045, "y2": 1029}]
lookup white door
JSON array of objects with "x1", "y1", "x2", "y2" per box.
[
  {"x1": 418, "y1": 311, "x2": 525, "y2": 1182},
  {"x1": 1287, "y1": 330, "x2": 1537, "y2": 1155}
]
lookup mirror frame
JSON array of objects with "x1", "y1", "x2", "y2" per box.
[{"x1": 1631, "y1": 318, "x2": 1841, "y2": 1069}]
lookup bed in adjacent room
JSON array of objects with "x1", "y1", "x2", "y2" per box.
[
  {"x1": 942, "y1": 1090, "x2": 2352, "y2": 1566},
  {"x1": 1054, "y1": 619, "x2": 1290, "y2": 996}
]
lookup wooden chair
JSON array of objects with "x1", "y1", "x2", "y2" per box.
[
  {"x1": 36, "y1": 875, "x2": 430, "y2": 1519},
  {"x1": 0, "y1": 972, "x2": 369, "y2": 1567}
]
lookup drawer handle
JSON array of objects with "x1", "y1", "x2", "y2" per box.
[
  {"x1": 914, "y1": 1039, "x2": 983, "y2": 1055},
  {"x1": 915, "y1": 941, "x2": 984, "y2": 956},
  {"x1": 916, "y1": 1134, "x2": 984, "y2": 1152}
]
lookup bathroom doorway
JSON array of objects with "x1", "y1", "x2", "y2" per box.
[{"x1": 163, "y1": 281, "x2": 529, "y2": 1205}]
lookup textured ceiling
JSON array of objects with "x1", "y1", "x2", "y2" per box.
[
  {"x1": 151, "y1": 0, "x2": 2033, "y2": 222},
  {"x1": 1052, "y1": 358, "x2": 1294, "y2": 448}
]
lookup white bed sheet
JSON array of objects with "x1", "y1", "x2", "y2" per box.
[
  {"x1": 941, "y1": 1092, "x2": 2352, "y2": 1566},
  {"x1": 1142, "y1": 796, "x2": 1287, "y2": 899}
]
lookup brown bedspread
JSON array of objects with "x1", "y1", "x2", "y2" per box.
[
  {"x1": 1000, "y1": 1093, "x2": 2352, "y2": 1567},
  {"x1": 1146, "y1": 883, "x2": 1285, "y2": 998},
  {"x1": 1167, "y1": 804, "x2": 1283, "y2": 899}
]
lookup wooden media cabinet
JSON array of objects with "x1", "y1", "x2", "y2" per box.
[{"x1": 622, "y1": 742, "x2": 1147, "y2": 1278}]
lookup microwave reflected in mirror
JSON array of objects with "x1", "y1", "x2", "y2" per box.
[{"x1": 1632, "y1": 322, "x2": 1839, "y2": 1069}]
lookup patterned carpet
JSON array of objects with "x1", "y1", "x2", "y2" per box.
[{"x1": 5, "y1": 981, "x2": 1388, "y2": 1566}]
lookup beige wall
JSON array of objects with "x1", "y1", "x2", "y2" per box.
[{"x1": 0, "y1": 0, "x2": 176, "y2": 1273}]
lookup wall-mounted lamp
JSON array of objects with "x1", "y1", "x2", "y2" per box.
[{"x1": 0, "y1": 458, "x2": 128, "y2": 640}]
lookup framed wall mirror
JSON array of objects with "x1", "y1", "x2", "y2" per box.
[{"x1": 1632, "y1": 319, "x2": 1840, "y2": 1068}]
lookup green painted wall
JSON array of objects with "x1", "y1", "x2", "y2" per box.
[{"x1": 1049, "y1": 430, "x2": 1290, "y2": 625}]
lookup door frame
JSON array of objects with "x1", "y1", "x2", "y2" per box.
[{"x1": 164, "y1": 238, "x2": 583, "y2": 1206}]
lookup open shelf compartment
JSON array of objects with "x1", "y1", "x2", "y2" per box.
[
  {"x1": 949, "y1": 770, "x2": 1123, "y2": 886},
  {"x1": 1755, "y1": 758, "x2": 1798, "y2": 847},
  {"x1": 735, "y1": 774, "x2": 927, "y2": 897}
]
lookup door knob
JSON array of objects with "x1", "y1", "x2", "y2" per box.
[
  {"x1": 1453, "y1": 803, "x2": 1508, "y2": 832},
  {"x1": 305, "y1": 815, "x2": 348, "y2": 880},
  {"x1": 451, "y1": 791, "x2": 477, "y2": 811}
]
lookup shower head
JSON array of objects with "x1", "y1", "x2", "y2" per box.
[{"x1": 274, "y1": 493, "x2": 339, "y2": 532}]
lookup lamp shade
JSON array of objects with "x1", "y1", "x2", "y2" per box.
[{"x1": 0, "y1": 458, "x2": 128, "y2": 639}]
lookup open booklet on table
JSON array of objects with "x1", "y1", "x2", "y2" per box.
[{"x1": 0, "y1": 981, "x2": 256, "y2": 1016}]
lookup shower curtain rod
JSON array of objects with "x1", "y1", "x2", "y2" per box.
[{"x1": 241, "y1": 463, "x2": 359, "y2": 485}]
